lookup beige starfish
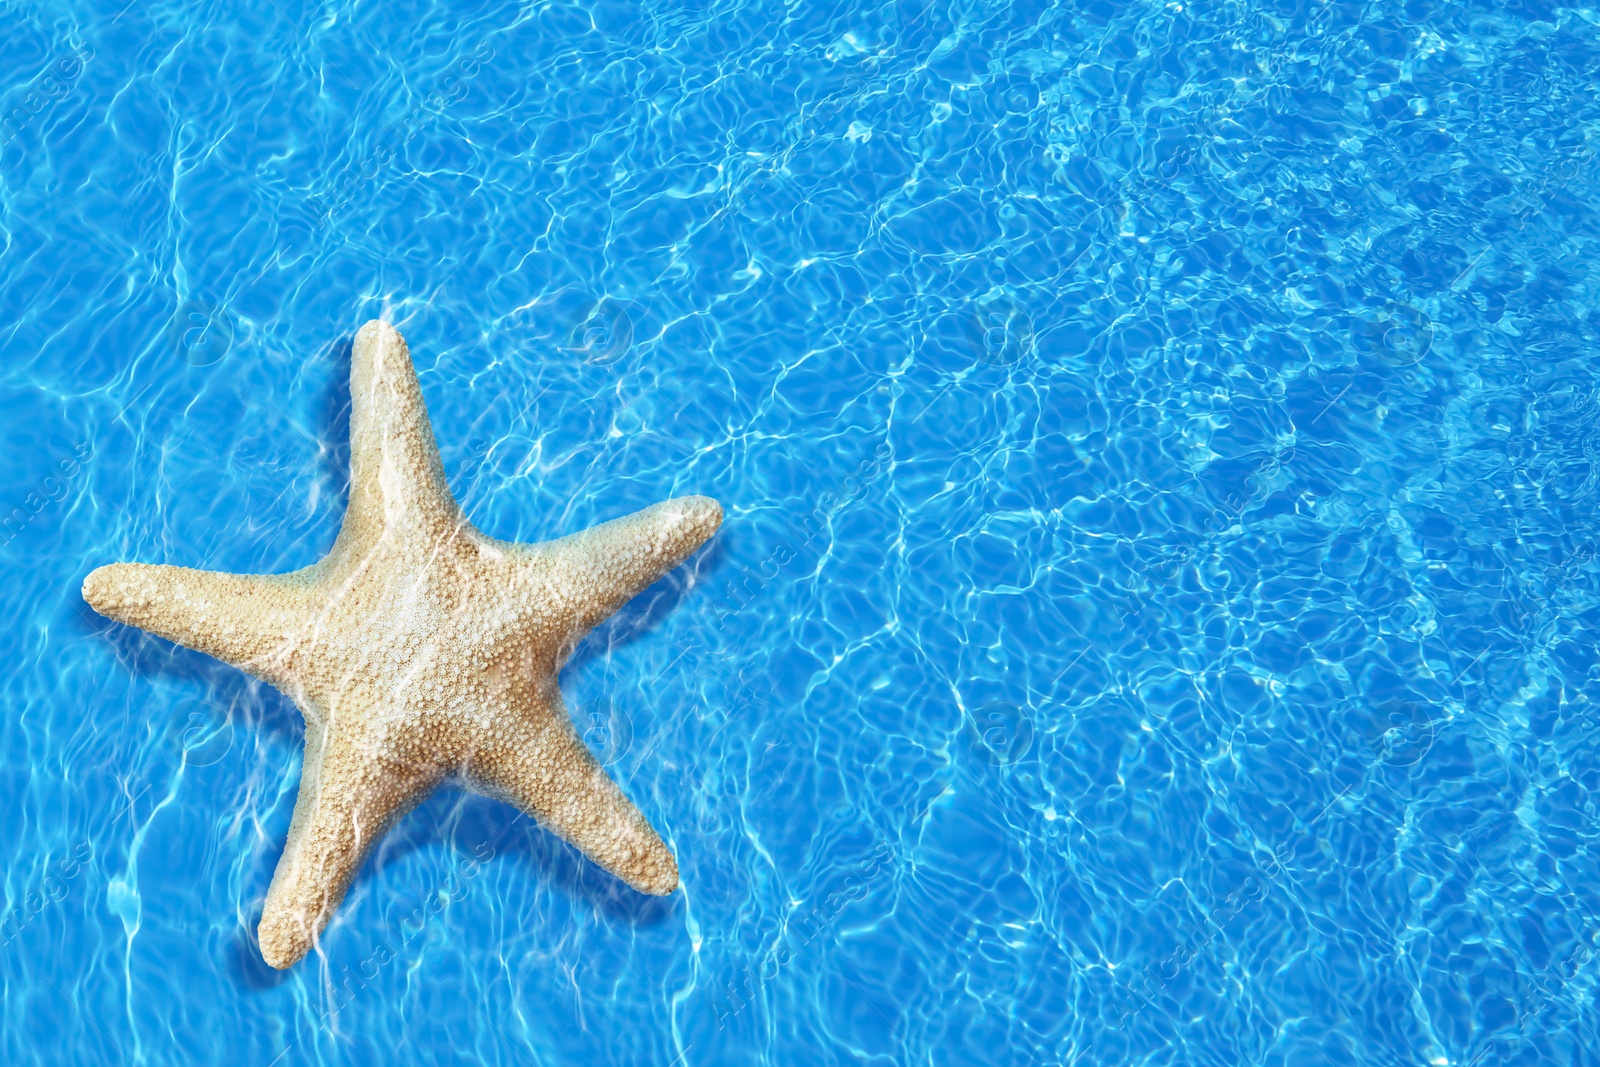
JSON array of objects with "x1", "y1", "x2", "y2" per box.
[{"x1": 83, "y1": 320, "x2": 721, "y2": 969}]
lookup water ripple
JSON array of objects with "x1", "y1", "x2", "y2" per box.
[{"x1": 3, "y1": 0, "x2": 1600, "y2": 1063}]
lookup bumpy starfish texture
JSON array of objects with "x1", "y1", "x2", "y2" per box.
[{"x1": 83, "y1": 320, "x2": 721, "y2": 969}]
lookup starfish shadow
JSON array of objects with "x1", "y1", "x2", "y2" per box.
[
  {"x1": 224, "y1": 772, "x2": 679, "y2": 992},
  {"x1": 314, "y1": 333, "x2": 356, "y2": 517},
  {"x1": 229, "y1": 922, "x2": 293, "y2": 990},
  {"x1": 89, "y1": 617, "x2": 306, "y2": 751},
  {"x1": 65, "y1": 334, "x2": 359, "y2": 758},
  {"x1": 359, "y1": 789, "x2": 680, "y2": 926}
]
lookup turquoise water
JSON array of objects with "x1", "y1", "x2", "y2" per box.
[{"x1": 3, "y1": 0, "x2": 1599, "y2": 1063}]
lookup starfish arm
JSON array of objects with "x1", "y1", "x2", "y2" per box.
[
  {"x1": 257, "y1": 722, "x2": 442, "y2": 968},
  {"x1": 470, "y1": 705, "x2": 678, "y2": 895},
  {"x1": 333, "y1": 320, "x2": 464, "y2": 560},
  {"x1": 521, "y1": 496, "x2": 722, "y2": 645},
  {"x1": 83, "y1": 563, "x2": 311, "y2": 687}
]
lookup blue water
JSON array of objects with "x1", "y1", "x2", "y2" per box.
[{"x1": 2, "y1": 0, "x2": 1598, "y2": 1063}]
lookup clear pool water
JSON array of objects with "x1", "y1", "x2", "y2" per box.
[{"x1": 2, "y1": 0, "x2": 1598, "y2": 1063}]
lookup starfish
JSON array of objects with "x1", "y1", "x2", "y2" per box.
[{"x1": 83, "y1": 320, "x2": 721, "y2": 969}]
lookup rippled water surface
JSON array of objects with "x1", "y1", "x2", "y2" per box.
[{"x1": 3, "y1": 0, "x2": 1600, "y2": 1063}]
